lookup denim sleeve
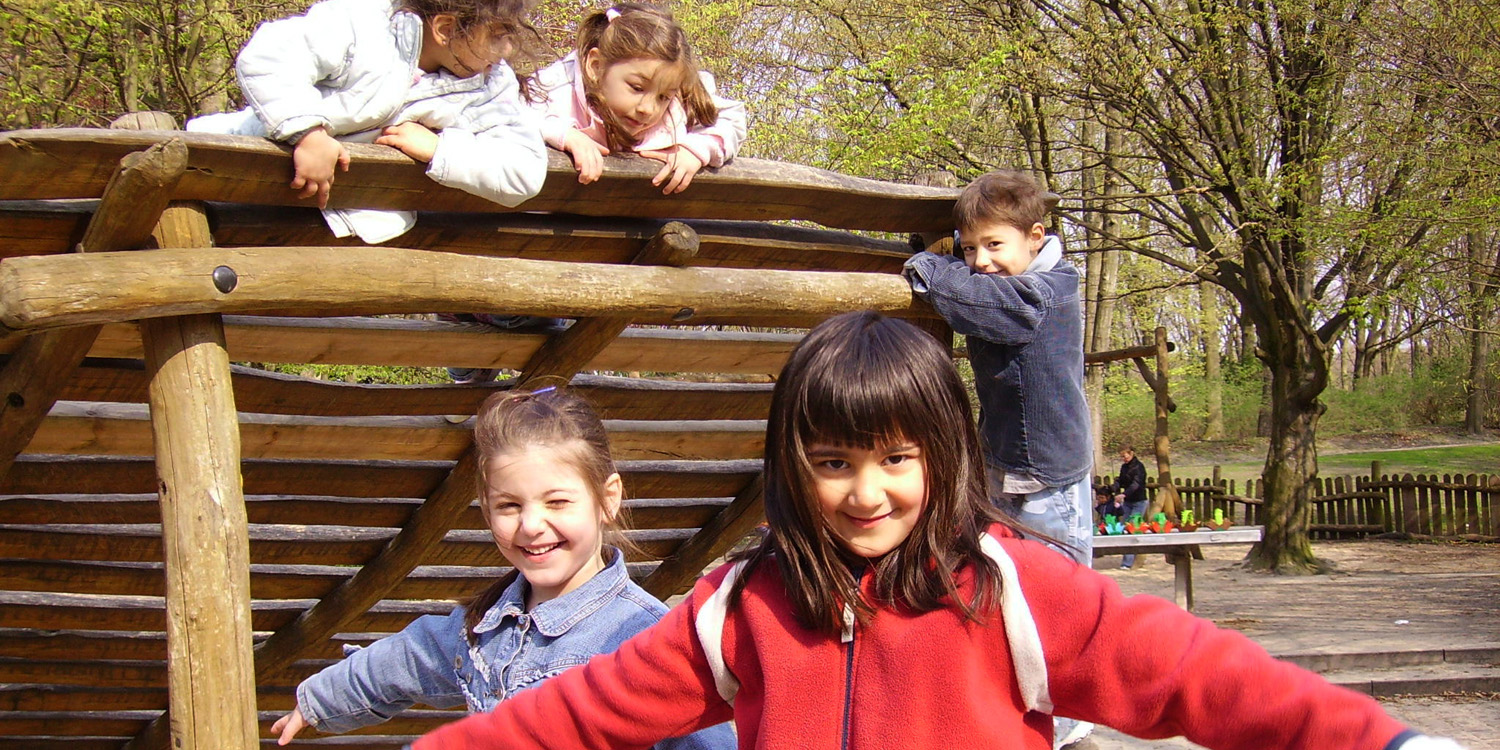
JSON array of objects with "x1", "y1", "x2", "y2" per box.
[
  {"x1": 298, "y1": 611, "x2": 468, "y2": 734},
  {"x1": 902, "y1": 251, "x2": 1053, "y2": 345}
]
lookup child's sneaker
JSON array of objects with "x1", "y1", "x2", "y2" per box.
[
  {"x1": 447, "y1": 367, "x2": 498, "y2": 384},
  {"x1": 1056, "y1": 720, "x2": 1094, "y2": 748}
]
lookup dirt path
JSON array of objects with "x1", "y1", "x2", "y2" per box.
[{"x1": 1085, "y1": 539, "x2": 1500, "y2": 749}]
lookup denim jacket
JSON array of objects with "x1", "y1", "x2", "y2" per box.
[
  {"x1": 298, "y1": 548, "x2": 736, "y2": 750},
  {"x1": 904, "y1": 236, "x2": 1092, "y2": 487}
]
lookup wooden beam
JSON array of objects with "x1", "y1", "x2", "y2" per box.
[
  {"x1": 18, "y1": 357, "x2": 775, "y2": 419},
  {"x1": 2, "y1": 317, "x2": 803, "y2": 376},
  {"x1": 1085, "y1": 339, "x2": 1177, "y2": 365},
  {"x1": 0, "y1": 140, "x2": 186, "y2": 483},
  {"x1": 641, "y1": 473, "x2": 766, "y2": 598},
  {"x1": 133, "y1": 202, "x2": 257, "y2": 750},
  {"x1": 0, "y1": 246, "x2": 932, "y2": 332},
  {"x1": 0, "y1": 128, "x2": 958, "y2": 232},
  {"x1": 518, "y1": 222, "x2": 700, "y2": 389}
]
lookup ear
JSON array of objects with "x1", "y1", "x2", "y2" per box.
[
  {"x1": 429, "y1": 14, "x2": 457, "y2": 46},
  {"x1": 599, "y1": 472, "x2": 624, "y2": 522},
  {"x1": 583, "y1": 48, "x2": 605, "y2": 84},
  {"x1": 1027, "y1": 222, "x2": 1046, "y2": 245}
]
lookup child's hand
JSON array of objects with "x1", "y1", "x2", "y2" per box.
[
  {"x1": 639, "y1": 146, "x2": 704, "y2": 194},
  {"x1": 375, "y1": 121, "x2": 440, "y2": 163},
  {"x1": 562, "y1": 128, "x2": 609, "y2": 184},
  {"x1": 271, "y1": 707, "x2": 308, "y2": 745},
  {"x1": 291, "y1": 127, "x2": 350, "y2": 209}
]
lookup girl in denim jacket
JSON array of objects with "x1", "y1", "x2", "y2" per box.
[
  {"x1": 188, "y1": 0, "x2": 548, "y2": 243},
  {"x1": 271, "y1": 388, "x2": 734, "y2": 749},
  {"x1": 531, "y1": 3, "x2": 747, "y2": 194}
]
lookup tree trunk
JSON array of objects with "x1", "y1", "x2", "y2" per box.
[
  {"x1": 1201, "y1": 283, "x2": 1224, "y2": 440},
  {"x1": 1466, "y1": 230, "x2": 1497, "y2": 433},
  {"x1": 1256, "y1": 366, "x2": 1272, "y2": 438}
]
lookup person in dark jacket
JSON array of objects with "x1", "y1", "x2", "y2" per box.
[{"x1": 1111, "y1": 446, "x2": 1149, "y2": 569}]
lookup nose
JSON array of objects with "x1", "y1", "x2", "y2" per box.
[
  {"x1": 516, "y1": 504, "x2": 548, "y2": 538},
  {"x1": 846, "y1": 466, "x2": 886, "y2": 512},
  {"x1": 636, "y1": 95, "x2": 658, "y2": 120},
  {"x1": 972, "y1": 247, "x2": 997, "y2": 272}
]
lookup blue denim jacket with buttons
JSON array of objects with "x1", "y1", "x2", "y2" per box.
[
  {"x1": 298, "y1": 548, "x2": 736, "y2": 749},
  {"x1": 904, "y1": 236, "x2": 1093, "y2": 487}
]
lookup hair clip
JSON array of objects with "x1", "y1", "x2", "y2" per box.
[
  {"x1": 605, "y1": 7, "x2": 621, "y2": 21},
  {"x1": 531, "y1": 385, "x2": 558, "y2": 395}
]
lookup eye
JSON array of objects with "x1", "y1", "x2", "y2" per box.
[
  {"x1": 490, "y1": 500, "x2": 520, "y2": 513},
  {"x1": 815, "y1": 458, "x2": 850, "y2": 471},
  {"x1": 630, "y1": 84, "x2": 645, "y2": 92},
  {"x1": 546, "y1": 498, "x2": 572, "y2": 508}
]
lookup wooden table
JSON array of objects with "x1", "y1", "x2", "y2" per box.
[{"x1": 1092, "y1": 527, "x2": 1264, "y2": 611}]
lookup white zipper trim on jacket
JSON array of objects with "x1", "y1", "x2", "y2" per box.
[{"x1": 691, "y1": 536, "x2": 1053, "y2": 714}]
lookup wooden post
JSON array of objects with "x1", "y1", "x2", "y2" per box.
[
  {"x1": 1148, "y1": 327, "x2": 1180, "y2": 516},
  {"x1": 136, "y1": 203, "x2": 257, "y2": 750},
  {"x1": 1399, "y1": 474, "x2": 1419, "y2": 536}
]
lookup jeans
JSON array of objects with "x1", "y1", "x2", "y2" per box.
[
  {"x1": 988, "y1": 471, "x2": 1094, "y2": 566},
  {"x1": 1120, "y1": 499, "x2": 1148, "y2": 567}
]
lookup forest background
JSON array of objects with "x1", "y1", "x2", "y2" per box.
[{"x1": 2, "y1": 0, "x2": 1497, "y2": 570}]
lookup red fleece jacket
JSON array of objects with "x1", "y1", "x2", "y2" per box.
[{"x1": 415, "y1": 530, "x2": 1409, "y2": 750}]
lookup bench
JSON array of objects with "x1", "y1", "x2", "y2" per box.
[{"x1": 1093, "y1": 527, "x2": 1264, "y2": 611}]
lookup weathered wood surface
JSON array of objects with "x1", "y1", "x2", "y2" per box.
[
  {"x1": 139, "y1": 200, "x2": 259, "y2": 750},
  {"x1": 19, "y1": 358, "x2": 773, "y2": 419},
  {"x1": 1, "y1": 316, "x2": 803, "y2": 375},
  {"x1": 0, "y1": 129, "x2": 958, "y2": 232},
  {"x1": 0, "y1": 455, "x2": 761, "y2": 498},
  {"x1": 25, "y1": 403, "x2": 766, "y2": 461},
  {"x1": 642, "y1": 473, "x2": 766, "y2": 598},
  {"x1": 0, "y1": 246, "x2": 930, "y2": 331},
  {"x1": 0, "y1": 141, "x2": 186, "y2": 484}
]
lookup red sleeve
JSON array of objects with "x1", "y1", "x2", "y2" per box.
[
  {"x1": 413, "y1": 570, "x2": 736, "y2": 750},
  {"x1": 1005, "y1": 539, "x2": 1408, "y2": 750}
]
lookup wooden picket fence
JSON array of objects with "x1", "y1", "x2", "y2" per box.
[{"x1": 1096, "y1": 466, "x2": 1500, "y2": 540}]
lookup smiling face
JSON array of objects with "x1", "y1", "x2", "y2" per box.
[
  {"x1": 807, "y1": 439, "x2": 927, "y2": 559},
  {"x1": 957, "y1": 219, "x2": 1046, "y2": 276},
  {"x1": 481, "y1": 443, "x2": 622, "y2": 609},
  {"x1": 584, "y1": 50, "x2": 683, "y2": 138}
]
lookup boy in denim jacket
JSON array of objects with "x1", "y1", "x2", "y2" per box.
[{"x1": 904, "y1": 171, "x2": 1094, "y2": 746}]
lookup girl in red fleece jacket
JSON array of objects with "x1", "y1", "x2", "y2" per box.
[{"x1": 415, "y1": 311, "x2": 1462, "y2": 750}]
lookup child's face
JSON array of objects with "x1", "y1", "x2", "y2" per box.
[
  {"x1": 424, "y1": 15, "x2": 513, "y2": 78},
  {"x1": 806, "y1": 439, "x2": 927, "y2": 559},
  {"x1": 584, "y1": 50, "x2": 682, "y2": 138},
  {"x1": 481, "y1": 443, "x2": 621, "y2": 607},
  {"x1": 957, "y1": 220, "x2": 1045, "y2": 276}
]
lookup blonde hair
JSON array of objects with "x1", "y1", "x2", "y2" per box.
[
  {"x1": 576, "y1": 3, "x2": 719, "y2": 152},
  {"x1": 462, "y1": 387, "x2": 631, "y2": 640}
]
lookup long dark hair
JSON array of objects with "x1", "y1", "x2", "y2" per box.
[
  {"x1": 729, "y1": 311, "x2": 1014, "y2": 636},
  {"x1": 461, "y1": 387, "x2": 631, "y2": 642},
  {"x1": 399, "y1": 0, "x2": 543, "y2": 94},
  {"x1": 575, "y1": 3, "x2": 719, "y2": 152}
]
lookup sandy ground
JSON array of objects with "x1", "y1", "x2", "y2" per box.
[{"x1": 1084, "y1": 539, "x2": 1500, "y2": 749}]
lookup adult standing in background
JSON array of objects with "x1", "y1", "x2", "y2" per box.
[{"x1": 1112, "y1": 446, "x2": 1148, "y2": 569}]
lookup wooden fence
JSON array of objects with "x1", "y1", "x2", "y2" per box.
[{"x1": 1096, "y1": 466, "x2": 1500, "y2": 540}]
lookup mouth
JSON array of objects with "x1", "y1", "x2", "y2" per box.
[
  {"x1": 844, "y1": 512, "x2": 891, "y2": 529},
  {"x1": 520, "y1": 542, "x2": 562, "y2": 558}
]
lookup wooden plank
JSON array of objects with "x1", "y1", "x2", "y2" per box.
[
  {"x1": 0, "y1": 200, "x2": 95, "y2": 259},
  {"x1": 0, "y1": 455, "x2": 758, "y2": 498},
  {"x1": 641, "y1": 473, "x2": 765, "y2": 598},
  {"x1": 208, "y1": 207, "x2": 914, "y2": 273},
  {"x1": 516, "y1": 221, "x2": 700, "y2": 390},
  {"x1": 0, "y1": 686, "x2": 170, "y2": 712},
  {"x1": 0, "y1": 129, "x2": 957, "y2": 232},
  {"x1": 25, "y1": 357, "x2": 774, "y2": 419},
  {"x1": 2, "y1": 317, "x2": 803, "y2": 375},
  {"x1": 0, "y1": 246, "x2": 930, "y2": 332},
  {"x1": 0, "y1": 141, "x2": 187, "y2": 485}
]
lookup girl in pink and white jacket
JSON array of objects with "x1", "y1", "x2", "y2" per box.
[
  {"x1": 412, "y1": 311, "x2": 1465, "y2": 750},
  {"x1": 530, "y1": 3, "x2": 747, "y2": 194}
]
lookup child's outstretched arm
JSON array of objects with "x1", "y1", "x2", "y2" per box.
[
  {"x1": 1007, "y1": 536, "x2": 1461, "y2": 750},
  {"x1": 414, "y1": 571, "x2": 735, "y2": 749},
  {"x1": 289, "y1": 612, "x2": 467, "y2": 737}
]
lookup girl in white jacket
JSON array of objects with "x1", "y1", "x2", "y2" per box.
[
  {"x1": 188, "y1": 0, "x2": 548, "y2": 243},
  {"x1": 532, "y1": 3, "x2": 747, "y2": 194}
]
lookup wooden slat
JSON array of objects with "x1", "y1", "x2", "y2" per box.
[
  {"x1": 0, "y1": 594, "x2": 450, "y2": 639},
  {"x1": 26, "y1": 358, "x2": 774, "y2": 419},
  {"x1": 26, "y1": 407, "x2": 766, "y2": 461},
  {"x1": 1, "y1": 317, "x2": 803, "y2": 375},
  {"x1": 642, "y1": 474, "x2": 765, "y2": 598},
  {"x1": 0, "y1": 455, "x2": 760, "y2": 498},
  {"x1": 0, "y1": 686, "x2": 170, "y2": 712},
  {"x1": 0, "y1": 246, "x2": 929, "y2": 332},
  {"x1": 0, "y1": 494, "x2": 728, "y2": 530},
  {"x1": 0, "y1": 129, "x2": 957, "y2": 232}
]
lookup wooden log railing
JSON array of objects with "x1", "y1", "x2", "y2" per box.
[{"x1": 0, "y1": 128, "x2": 958, "y2": 233}]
